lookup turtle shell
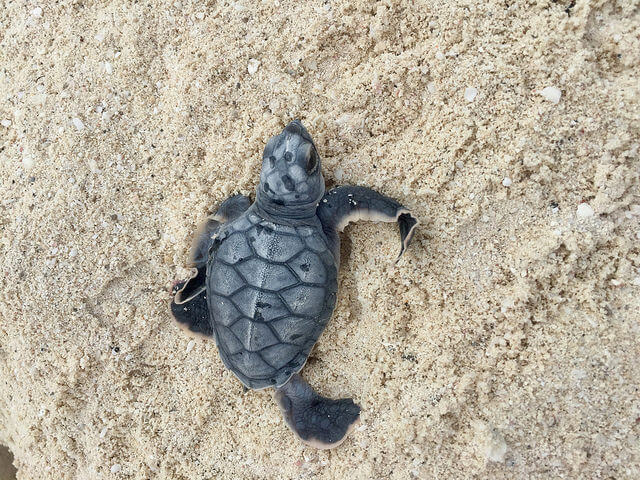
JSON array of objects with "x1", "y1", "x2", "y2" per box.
[{"x1": 206, "y1": 208, "x2": 338, "y2": 389}]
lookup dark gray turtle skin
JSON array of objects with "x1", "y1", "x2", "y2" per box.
[{"x1": 171, "y1": 120, "x2": 418, "y2": 448}]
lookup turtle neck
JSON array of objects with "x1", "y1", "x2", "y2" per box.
[{"x1": 254, "y1": 188, "x2": 320, "y2": 225}]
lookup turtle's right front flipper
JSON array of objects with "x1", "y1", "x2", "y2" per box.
[
  {"x1": 171, "y1": 194, "x2": 250, "y2": 338},
  {"x1": 317, "y1": 186, "x2": 418, "y2": 263}
]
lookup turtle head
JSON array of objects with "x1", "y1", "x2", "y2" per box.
[{"x1": 256, "y1": 120, "x2": 325, "y2": 218}]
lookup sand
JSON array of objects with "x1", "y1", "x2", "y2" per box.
[{"x1": 1, "y1": 0, "x2": 639, "y2": 478}]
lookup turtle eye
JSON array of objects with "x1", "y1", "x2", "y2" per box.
[{"x1": 306, "y1": 147, "x2": 318, "y2": 173}]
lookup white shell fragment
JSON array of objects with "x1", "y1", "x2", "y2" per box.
[
  {"x1": 502, "y1": 177, "x2": 512, "y2": 187},
  {"x1": 31, "y1": 7, "x2": 43, "y2": 17},
  {"x1": 464, "y1": 87, "x2": 478, "y2": 102},
  {"x1": 72, "y1": 117, "x2": 85, "y2": 131},
  {"x1": 23, "y1": 155, "x2": 35, "y2": 169},
  {"x1": 576, "y1": 203, "x2": 594, "y2": 218},
  {"x1": 540, "y1": 86, "x2": 561, "y2": 104},
  {"x1": 483, "y1": 429, "x2": 507, "y2": 462},
  {"x1": 247, "y1": 58, "x2": 261, "y2": 75}
]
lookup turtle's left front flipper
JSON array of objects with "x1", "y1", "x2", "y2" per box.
[
  {"x1": 171, "y1": 194, "x2": 250, "y2": 338},
  {"x1": 317, "y1": 185, "x2": 418, "y2": 262}
]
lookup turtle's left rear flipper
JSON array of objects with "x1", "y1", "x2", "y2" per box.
[{"x1": 171, "y1": 194, "x2": 250, "y2": 338}]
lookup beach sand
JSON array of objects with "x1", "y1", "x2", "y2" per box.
[{"x1": 1, "y1": 1, "x2": 639, "y2": 478}]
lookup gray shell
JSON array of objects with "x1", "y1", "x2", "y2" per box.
[{"x1": 206, "y1": 207, "x2": 338, "y2": 389}]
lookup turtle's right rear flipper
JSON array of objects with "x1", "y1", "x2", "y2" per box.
[
  {"x1": 274, "y1": 374, "x2": 360, "y2": 449},
  {"x1": 171, "y1": 194, "x2": 250, "y2": 338}
]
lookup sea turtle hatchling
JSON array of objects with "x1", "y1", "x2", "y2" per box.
[{"x1": 171, "y1": 120, "x2": 418, "y2": 448}]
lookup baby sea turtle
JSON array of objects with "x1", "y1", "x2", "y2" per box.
[{"x1": 171, "y1": 120, "x2": 417, "y2": 448}]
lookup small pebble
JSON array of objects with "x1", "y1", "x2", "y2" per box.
[
  {"x1": 435, "y1": 51, "x2": 445, "y2": 60},
  {"x1": 110, "y1": 463, "x2": 121, "y2": 473},
  {"x1": 576, "y1": 203, "x2": 594, "y2": 218},
  {"x1": 23, "y1": 156, "x2": 35, "y2": 169},
  {"x1": 1, "y1": 119, "x2": 11, "y2": 127},
  {"x1": 483, "y1": 429, "x2": 507, "y2": 462},
  {"x1": 99, "y1": 427, "x2": 108, "y2": 438},
  {"x1": 186, "y1": 340, "x2": 195, "y2": 353},
  {"x1": 334, "y1": 167, "x2": 344, "y2": 181},
  {"x1": 72, "y1": 117, "x2": 85, "y2": 131},
  {"x1": 540, "y1": 86, "x2": 561, "y2": 104},
  {"x1": 31, "y1": 7, "x2": 43, "y2": 17},
  {"x1": 104, "y1": 62, "x2": 113, "y2": 74},
  {"x1": 464, "y1": 87, "x2": 478, "y2": 102},
  {"x1": 87, "y1": 158, "x2": 99, "y2": 173},
  {"x1": 502, "y1": 177, "x2": 512, "y2": 187},
  {"x1": 247, "y1": 58, "x2": 261, "y2": 75}
]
